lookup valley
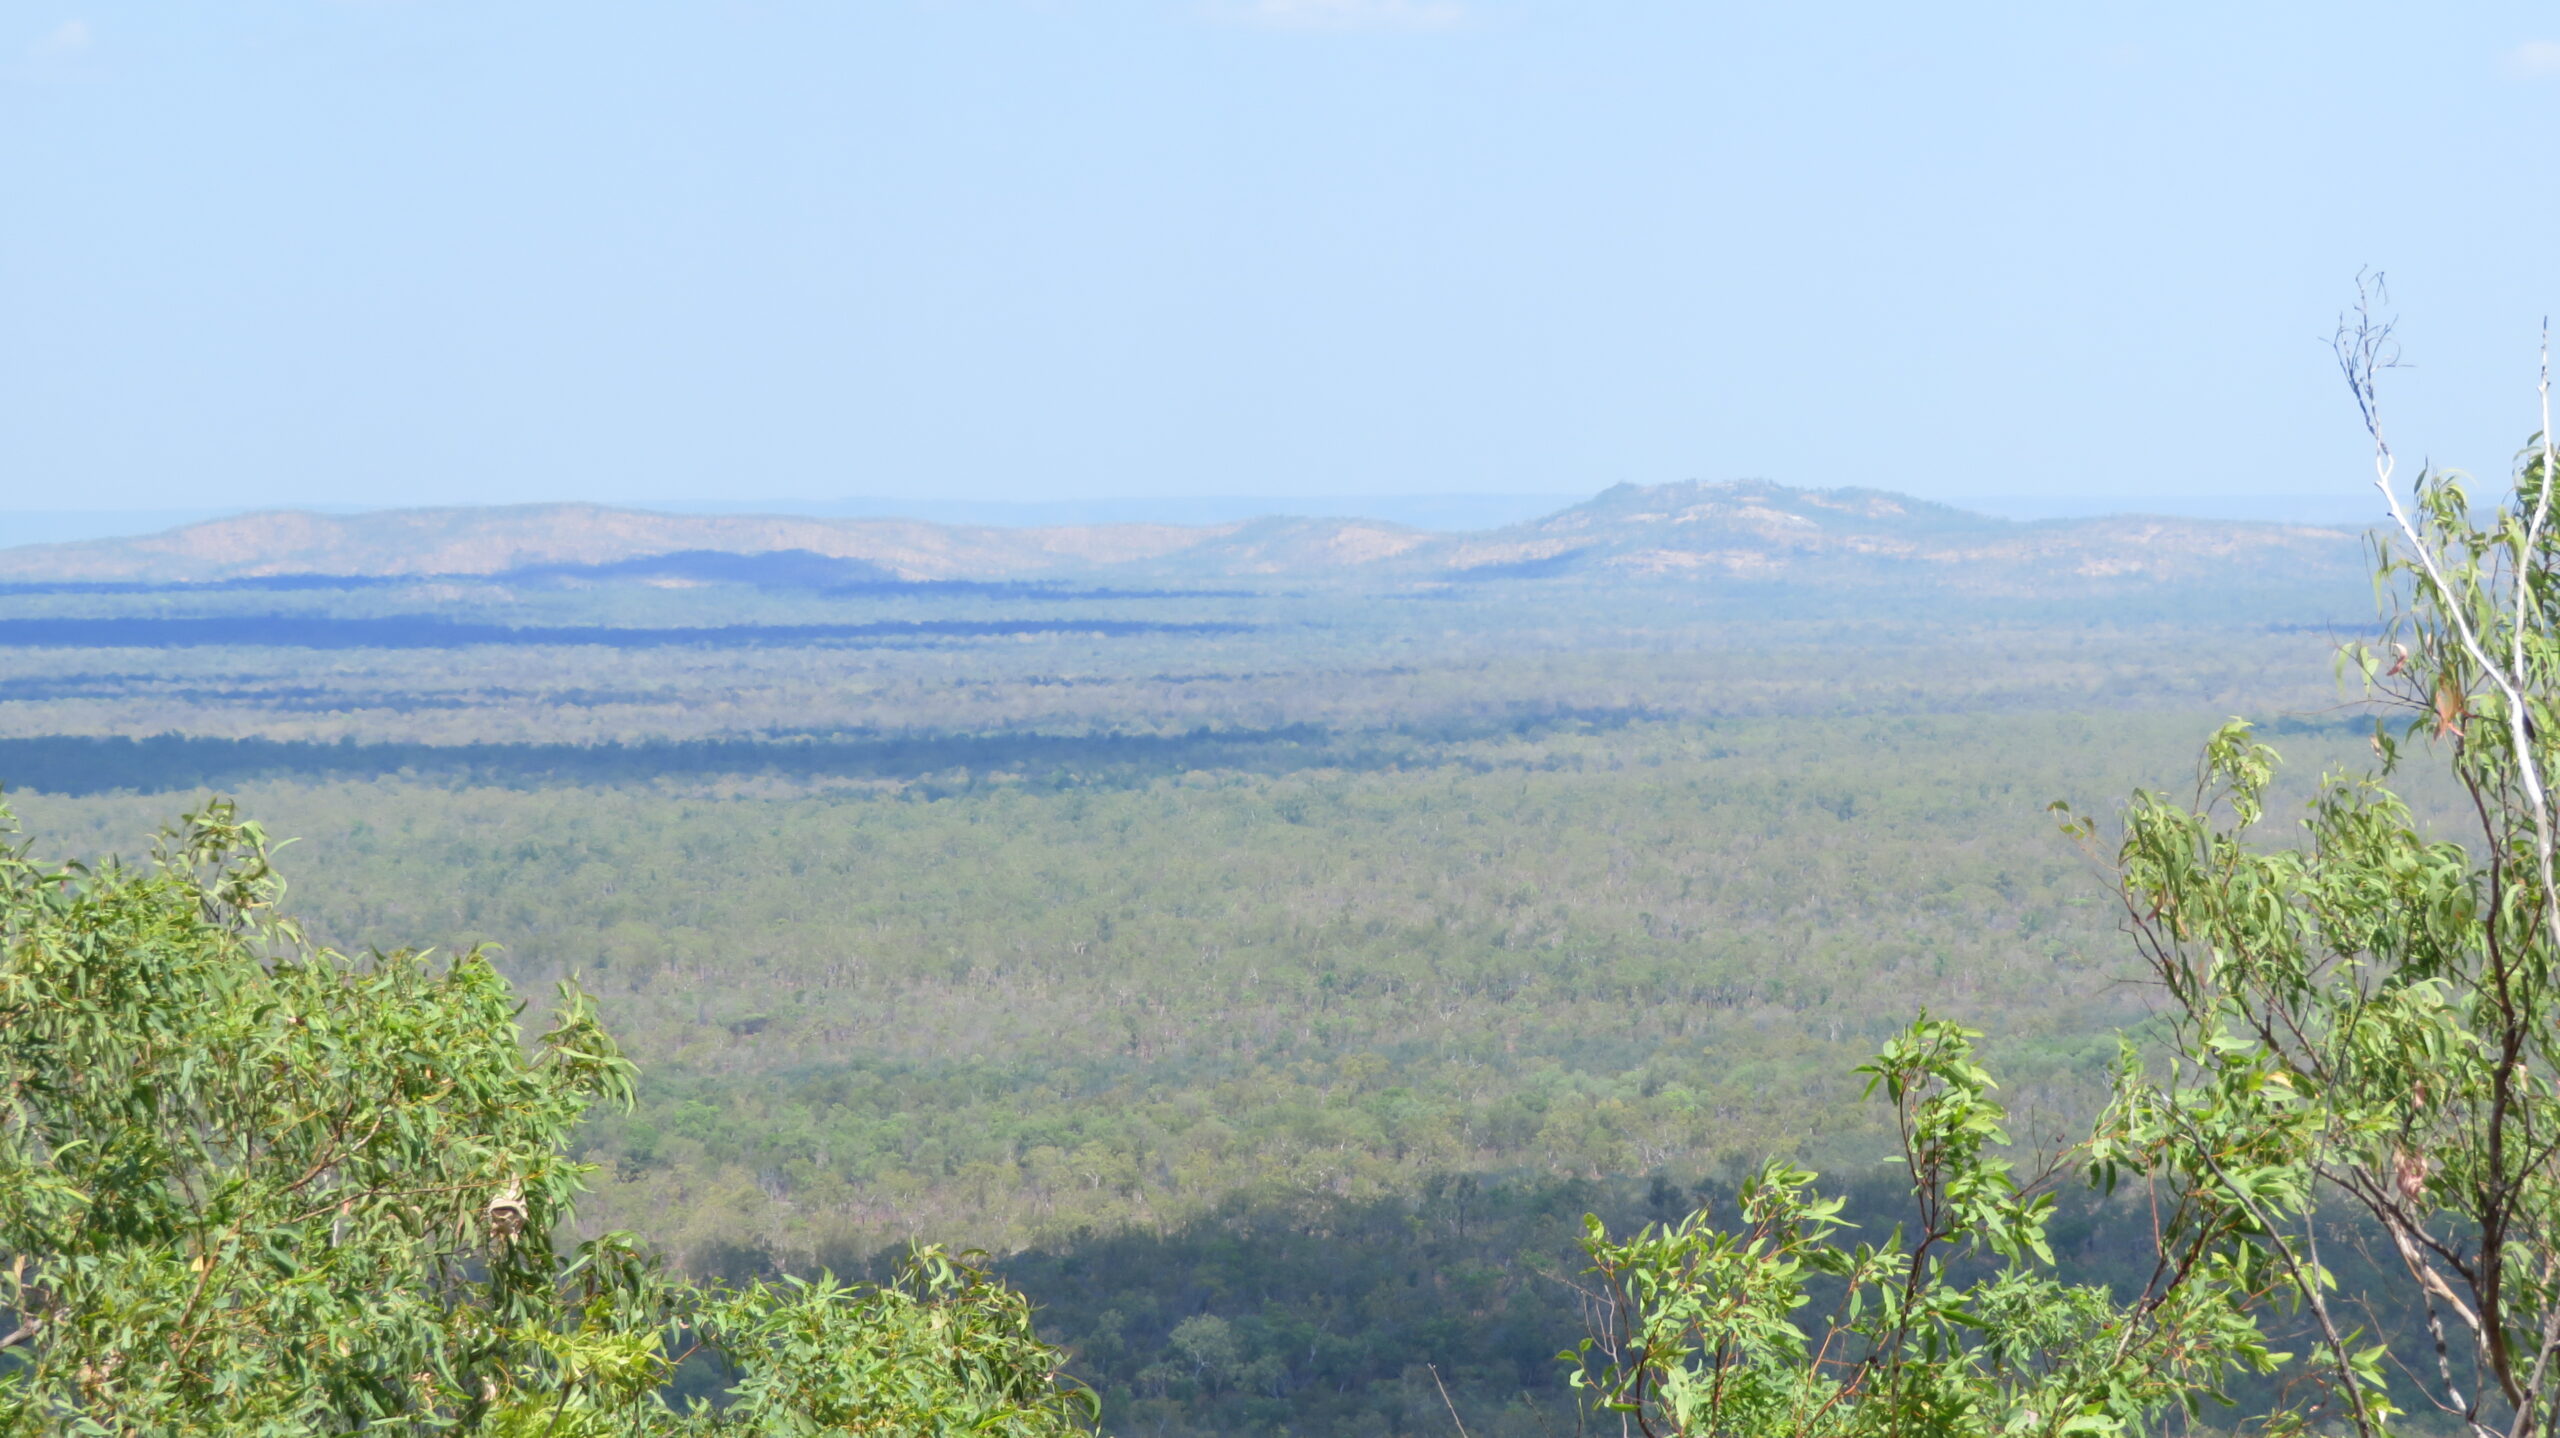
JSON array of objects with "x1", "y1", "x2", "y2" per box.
[{"x1": 0, "y1": 481, "x2": 2409, "y2": 1434}]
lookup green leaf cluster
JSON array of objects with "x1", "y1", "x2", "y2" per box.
[
  {"x1": 1565, "y1": 1018, "x2": 2292, "y2": 1437},
  {"x1": 2072, "y1": 427, "x2": 2560, "y2": 1434},
  {"x1": 0, "y1": 801, "x2": 1093, "y2": 1434}
]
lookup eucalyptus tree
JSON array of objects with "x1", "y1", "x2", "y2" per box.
[
  {"x1": 0, "y1": 801, "x2": 1094, "y2": 1434},
  {"x1": 1562, "y1": 1016, "x2": 2298, "y2": 1437},
  {"x1": 2077, "y1": 300, "x2": 2560, "y2": 1436},
  {"x1": 1565, "y1": 298, "x2": 2560, "y2": 1436}
]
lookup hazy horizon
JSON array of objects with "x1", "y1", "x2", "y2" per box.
[{"x1": 0, "y1": 484, "x2": 2393, "y2": 552}]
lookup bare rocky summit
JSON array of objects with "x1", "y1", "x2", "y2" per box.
[{"x1": 1437, "y1": 482, "x2": 2365, "y2": 592}]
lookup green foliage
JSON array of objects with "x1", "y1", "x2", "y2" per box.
[
  {"x1": 1565, "y1": 1019, "x2": 2291, "y2": 1437},
  {"x1": 691, "y1": 1254, "x2": 1093, "y2": 1436},
  {"x1": 0, "y1": 802, "x2": 1093, "y2": 1433},
  {"x1": 2069, "y1": 423, "x2": 2560, "y2": 1434}
]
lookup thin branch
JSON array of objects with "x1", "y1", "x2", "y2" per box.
[
  {"x1": 2342, "y1": 285, "x2": 2560, "y2": 966},
  {"x1": 1430, "y1": 1364, "x2": 1475, "y2": 1438},
  {"x1": 2184, "y1": 1115, "x2": 2380, "y2": 1438}
]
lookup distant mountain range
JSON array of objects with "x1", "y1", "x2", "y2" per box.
[{"x1": 0, "y1": 481, "x2": 2374, "y2": 596}]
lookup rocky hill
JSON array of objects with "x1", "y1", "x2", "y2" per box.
[
  {"x1": 0, "y1": 483, "x2": 2371, "y2": 593},
  {"x1": 0, "y1": 504, "x2": 1214, "y2": 584},
  {"x1": 1427, "y1": 482, "x2": 2367, "y2": 593}
]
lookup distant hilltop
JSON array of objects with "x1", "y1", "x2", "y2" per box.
[{"x1": 0, "y1": 481, "x2": 2371, "y2": 595}]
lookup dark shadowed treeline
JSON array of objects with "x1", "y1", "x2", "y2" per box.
[
  {"x1": 0, "y1": 709, "x2": 1692, "y2": 794},
  {"x1": 816, "y1": 1172, "x2": 2413, "y2": 1438}
]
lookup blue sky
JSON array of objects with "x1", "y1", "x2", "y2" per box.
[{"x1": 7, "y1": 2, "x2": 2560, "y2": 523}]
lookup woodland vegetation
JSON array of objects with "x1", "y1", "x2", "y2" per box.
[{"x1": 14, "y1": 343, "x2": 2559, "y2": 1430}]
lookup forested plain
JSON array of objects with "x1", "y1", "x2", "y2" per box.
[{"x1": 0, "y1": 556, "x2": 2419, "y2": 1434}]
